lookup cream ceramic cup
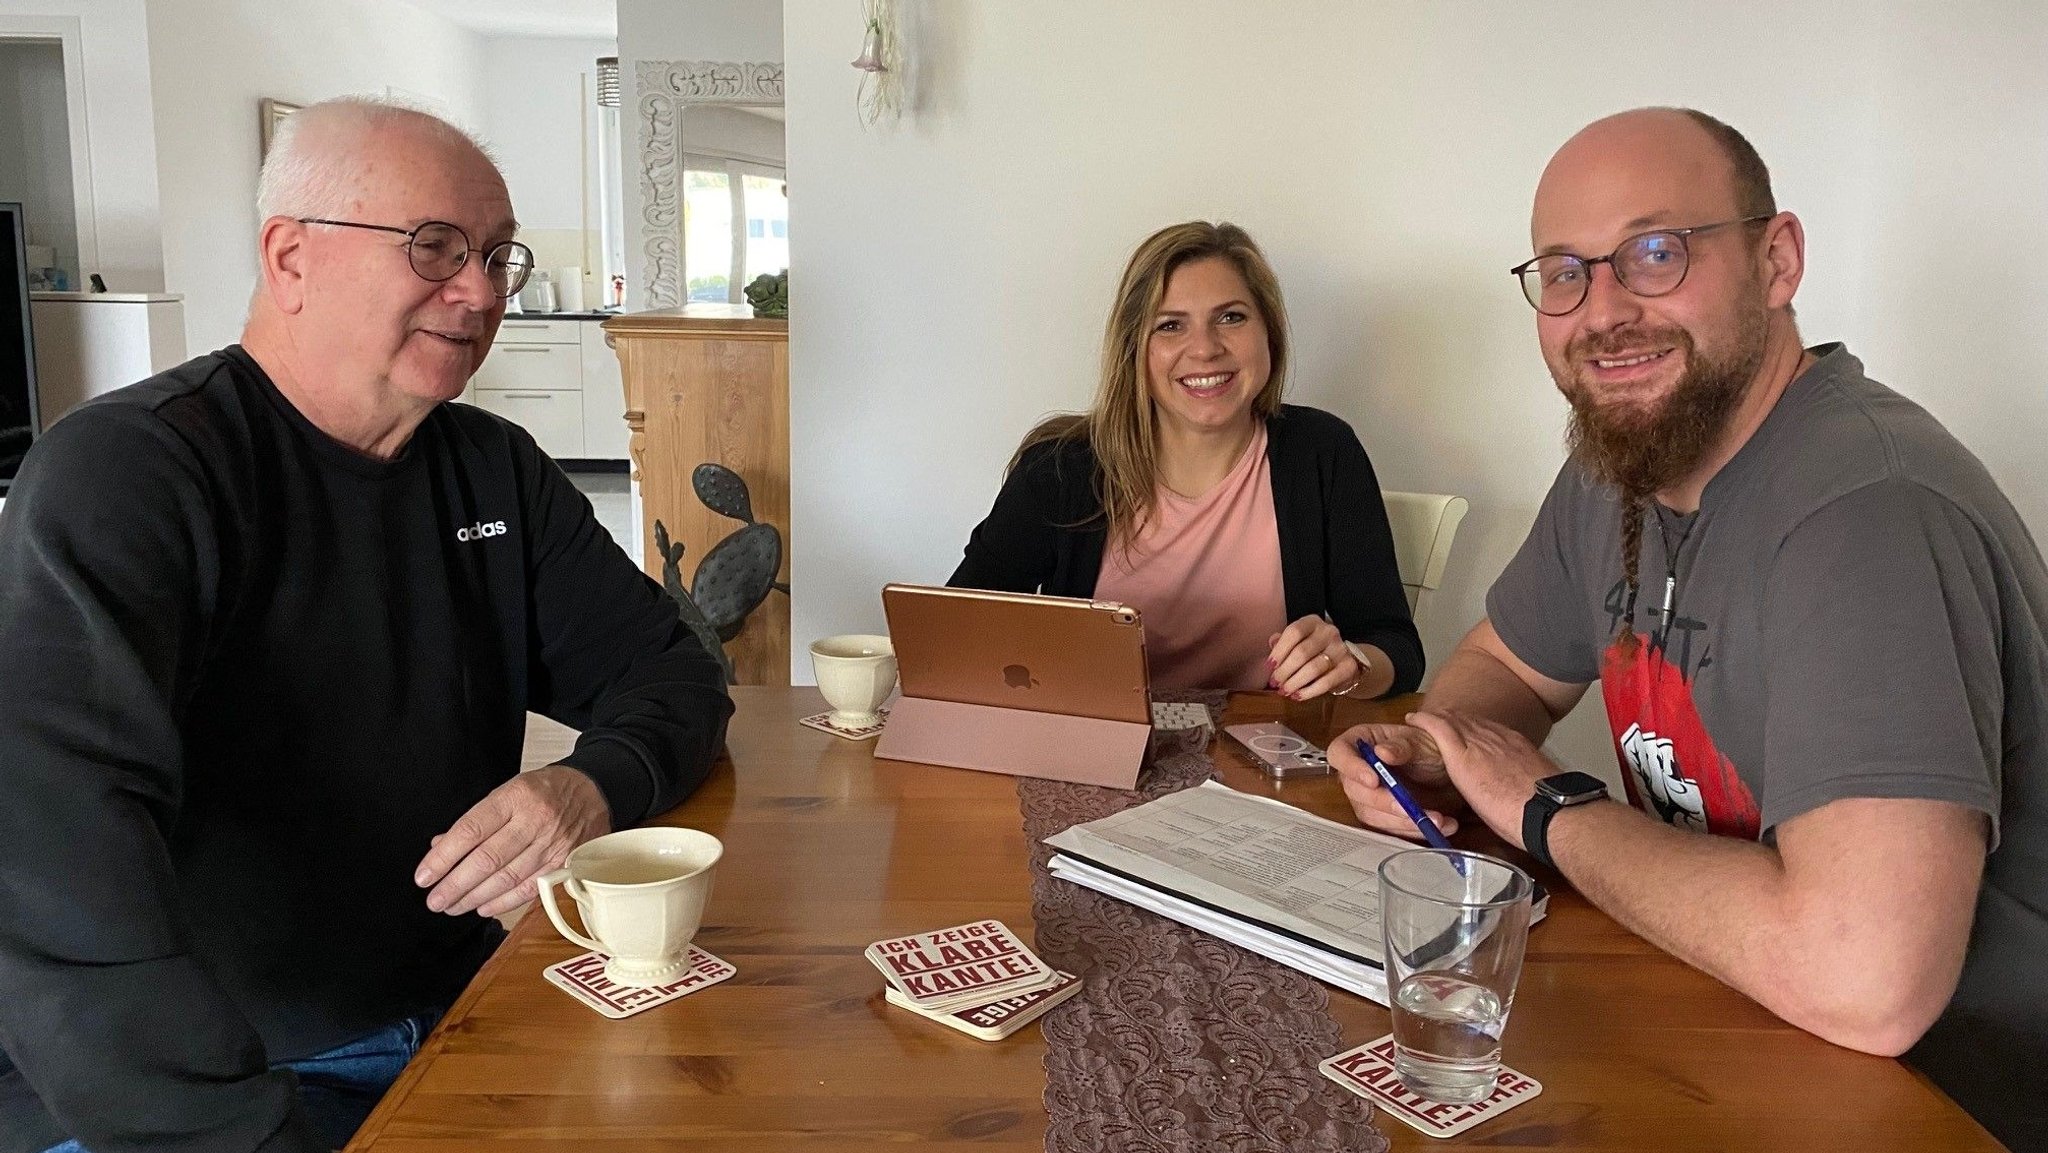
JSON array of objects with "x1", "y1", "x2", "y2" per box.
[
  {"x1": 537, "y1": 827, "x2": 723, "y2": 987},
  {"x1": 809, "y1": 633, "x2": 897, "y2": 729}
]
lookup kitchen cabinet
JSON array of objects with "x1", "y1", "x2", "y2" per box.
[
  {"x1": 460, "y1": 315, "x2": 628, "y2": 463},
  {"x1": 606, "y1": 304, "x2": 787, "y2": 685}
]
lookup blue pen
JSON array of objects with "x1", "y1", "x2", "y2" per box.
[{"x1": 1354, "y1": 738, "x2": 1466, "y2": 874}]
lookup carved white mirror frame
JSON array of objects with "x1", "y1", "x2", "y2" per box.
[{"x1": 635, "y1": 60, "x2": 785, "y2": 310}]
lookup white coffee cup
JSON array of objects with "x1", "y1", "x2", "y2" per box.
[
  {"x1": 537, "y1": 827, "x2": 722, "y2": 987},
  {"x1": 809, "y1": 634, "x2": 897, "y2": 730}
]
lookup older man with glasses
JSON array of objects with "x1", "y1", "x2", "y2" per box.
[
  {"x1": 1332, "y1": 106, "x2": 2048, "y2": 1151},
  {"x1": 0, "y1": 97, "x2": 733, "y2": 1152}
]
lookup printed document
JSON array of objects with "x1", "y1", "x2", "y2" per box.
[{"x1": 1045, "y1": 781, "x2": 1542, "y2": 1004}]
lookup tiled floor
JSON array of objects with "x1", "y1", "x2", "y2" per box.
[{"x1": 568, "y1": 469, "x2": 636, "y2": 561}]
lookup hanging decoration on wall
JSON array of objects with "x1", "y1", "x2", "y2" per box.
[
  {"x1": 258, "y1": 98, "x2": 302, "y2": 162},
  {"x1": 852, "y1": 0, "x2": 901, "y2": 128}
]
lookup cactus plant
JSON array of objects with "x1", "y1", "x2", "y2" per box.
[
  {"x1": 743, "y1": 270, "x2": 788, "y2": 318},
  {"x1": 653, "y1": 519, "x2": 734, "y2": 685}
]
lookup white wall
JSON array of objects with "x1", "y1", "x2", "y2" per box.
[
  {"x1": 785, "y1": 0, "x2": 2048, "y2": 775},
  {"x1": 478, "y1": 35, "x2": 615, "y2": 288},
  {"x1": 0, "y1": 0, "x2": 163, "y2": 291},
  {"x1": 145, "y1": 0, "x2": 488, "y2": 354},
  {"x1": 0, "y1": 40, "x2": 75, "y2": 274},
  {"x1": 1852, "y1": 4, "x2": 2048, "y2": 545},
  {"x1": 619, "y1": 0, "x2": 782, "y2": 62},
  {"x1": 685, "y1": 105, "x2": 785, "y2": 167},
  {"x1": 483, "y1": 36, "x2": 614, "y2": 230},
  {"x1": 0, "y1": 49, "x2": 20, "y2": 214},
  {"x1": 617, "y1": 0, "x2": 782, "y2": 309}
]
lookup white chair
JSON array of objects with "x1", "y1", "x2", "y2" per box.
[{"x1": 1380, "y1": 490, "x2": 1470, "y2": 627}]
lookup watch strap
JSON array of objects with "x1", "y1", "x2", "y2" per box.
[
  {"x1": 1523, "y1": 773, "x2": 1609, "y2": 872},
  {"x1": 1522, "y1": 792, "x2": 1562, "y2": 872}
]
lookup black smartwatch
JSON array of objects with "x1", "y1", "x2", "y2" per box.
[{"x1": 1522, "y1": 771, "x2": 1610, "y2": 872}]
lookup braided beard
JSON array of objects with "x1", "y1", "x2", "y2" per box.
[
  {"x1": 1559, "y1": 306, "x2": 1765, "y2": 498},
  {"x1": 1555, "y1": 288, "x2": 1768, "y2": 648}
]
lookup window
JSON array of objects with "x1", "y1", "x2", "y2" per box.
[
  {"x1": 681, "y1": 153, "x2": 788, "y2": 305},
  {"x1": 683, "y1": 164, "x2": 733, "y2": 303},
  {"x1": 741, "y1": 172, "x2": 788, "y2": 288}
]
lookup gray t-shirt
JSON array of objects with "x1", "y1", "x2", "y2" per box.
[{"x1": 1488, "y1": 344, "x2": 2046, "y2": 1144}]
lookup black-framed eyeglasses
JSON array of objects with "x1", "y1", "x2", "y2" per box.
[
  {"x1": 297, "y1": 218, "x2": 536, "y2": 299},
  {"x1": 1509, "y1": 215, "x2": 1774, "y2": 316}
]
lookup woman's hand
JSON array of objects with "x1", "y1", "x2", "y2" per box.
[{"x1": 1266, "y1": 615, "x2": 1360, "y2": 700}]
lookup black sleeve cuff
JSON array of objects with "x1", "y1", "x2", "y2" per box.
[
  {"x1": 1357, "y1": 627, "x2": 1426, "y2": 697},
  {"x1": 563, "y1": 736, "x2": 658, "y2": 829}
]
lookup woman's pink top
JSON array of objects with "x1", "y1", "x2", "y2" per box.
[{"x1": 1094, "y1": 426, "x2": 1288, "y2": 690}]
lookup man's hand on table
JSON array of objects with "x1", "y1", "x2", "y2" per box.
[
  {"x1": 1331, "y1": 711, "x2": 1562, "y2": 848},
  {"x1": 1329, "y1": 719, "x2": 1464, "y2": 837},
  {"x1": 1405, "y1": 711, "x2": 1562, "y2": 850},
  {"x1": 415, "y1": 765, "x2": 613, "y2": 918}
]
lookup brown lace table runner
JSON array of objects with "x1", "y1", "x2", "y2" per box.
[{"x1": 1019, "y1": 693, "x2": 1387, "y2": 1153}]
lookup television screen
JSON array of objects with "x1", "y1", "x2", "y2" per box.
[{"x1": 0, "y1": 202, "x2": 37, "y2": 491}]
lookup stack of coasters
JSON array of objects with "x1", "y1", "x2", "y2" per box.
[
  {"x1": 866, "y1": 919, "x2": 1079, "y2": 1040},
  {"x1": 883, "y1": 970, "x2": 1081, "y2": 1039}
]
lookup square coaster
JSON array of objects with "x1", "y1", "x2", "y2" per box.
[
  {"x1": 544, "y1": 947, "x2": 737, "y2": 1020},
  {"x1": 864, "y1": 919, "x2": 1061, "y2": 1012},
  {"x1": 800, "y1": 708, "x2": 889, "y2": 741},
  {"x1": 1319, "y1": 1034, "x2": 1542, "y2": 1139}
]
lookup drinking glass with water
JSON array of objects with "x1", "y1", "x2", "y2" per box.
[{"x1": 1377, "y1": 848, "x2": 1535, "y2": 1103}]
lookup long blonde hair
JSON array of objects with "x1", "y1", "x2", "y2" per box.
[{"x1": 1011, "y1": 221, "x2": 1291, "y2": 549}]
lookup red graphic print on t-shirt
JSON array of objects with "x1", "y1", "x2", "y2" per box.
[{"x1": 1600, "y1": 638, "x2": 1761, "y2": 839}]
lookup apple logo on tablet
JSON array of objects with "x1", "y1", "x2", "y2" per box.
[{"x1": 1003, "y1": 664, "x2": 1038, "y2": 689}]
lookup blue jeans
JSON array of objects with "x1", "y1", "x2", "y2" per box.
[{"x1": 42, "y1": 1006, "x2": 443, "y2": 1152}]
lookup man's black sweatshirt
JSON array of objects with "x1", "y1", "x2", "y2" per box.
[{"x1": 0, "y1": 347, "x2": 733, "y2": 1152}]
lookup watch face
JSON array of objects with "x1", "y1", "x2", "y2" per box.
[{"x1": 1538, "y1": 770, "x2": 1609, "y2": 806}]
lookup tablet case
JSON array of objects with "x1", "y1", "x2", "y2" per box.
[{"x1": 875, "y1": 584, "x2": 1152, "y2": 788}]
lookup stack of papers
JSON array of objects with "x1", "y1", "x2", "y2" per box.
[
  {"x1": 866, "y1": 919, "x2": 1080, "y2": 1040},
  {"x1": 1045, "y1": 782, "x2": 1543, "y2": 1006}
]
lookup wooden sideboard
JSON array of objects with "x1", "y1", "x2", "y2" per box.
[{"x1": 604, "y1": 305, "x2": 790, "y2": 686}]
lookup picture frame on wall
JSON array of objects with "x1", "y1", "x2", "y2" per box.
[{"x1": 259, "y1": 98, "x2": 301, "y2": 160}]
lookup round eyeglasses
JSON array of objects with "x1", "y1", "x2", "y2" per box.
[
  {"x1": 1509, "y1": 215, "x2": 1773, "y2": 316},
  {"x1": 297, "y1": 218, "x2": 536, "y2": 299}
]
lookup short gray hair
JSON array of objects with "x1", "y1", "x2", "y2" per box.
[{"x1": 255, "y1": 95, "x2": 496, "y2": 221}]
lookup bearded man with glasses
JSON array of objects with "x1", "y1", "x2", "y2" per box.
[
  {"x1": 0, "y1": 98, "x2": 732, "y2": 1152},
  {"x1": 1330, "y1": 107, "x2": 2047, "y2": 1150}
]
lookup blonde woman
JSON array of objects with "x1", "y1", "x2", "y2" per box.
[{"x1": 950, "y1": 222, "x2": 1420, "y2": 699}]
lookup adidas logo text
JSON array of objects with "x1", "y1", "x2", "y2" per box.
[{"x1": 456, "y1": 520, "x2": 508, "y2": 543}]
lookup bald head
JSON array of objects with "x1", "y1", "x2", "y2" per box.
[
  {"x1": 257, "y1": 96, "x2": 501, "y2": 223},
  {"x1": 1524, "y1": 106, "x2": 1808, "y2": 516},
  {"x1": 243, "y1": 96, "x2": 521, "y2": 454},
  {"x1": 1533, "y1": 107, "x2": 1774, "y2": 249}
]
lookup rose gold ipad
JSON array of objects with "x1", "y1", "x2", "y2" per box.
[
  {"x1": 874, "y1": 584, "x2": 1153, "y2": 787},
  {"x1": 881, "y1": 584, "x2": 1150, "y2": 723}
]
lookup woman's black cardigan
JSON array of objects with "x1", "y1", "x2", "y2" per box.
[{"x1": 948, "y1": 404, "x2": 1424, "y2": 696}]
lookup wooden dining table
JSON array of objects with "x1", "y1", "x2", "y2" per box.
[{"x1": 346, "y1": 686, "x2": 2004, "y2": 1152}]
